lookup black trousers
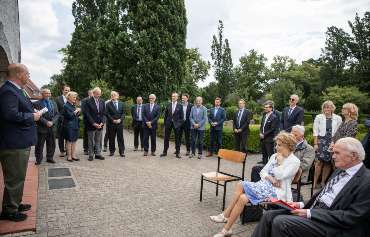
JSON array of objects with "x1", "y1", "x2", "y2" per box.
[
  {"x1": 57, "y1": 123, "x2": 66, "y2": 153},
  {"x1": 83, "y1": 121, "x2": 88, "y2": 152},
  {"x1": 209, "y1": 128, "x2": 222, "y2": 154},
  {"x1": 35, "y1": 129, "x2": 56, "y2": 163},
  {"x1": 103, "y1": 131, "x2": 109, "y2": 148},
  {"x1": 163, "y1": 122, "x2": 181, "y2": 154},
  {"x1": 178, "y1": 123, "x2": 191, "y2": 152},
  {"x1": 143, "y1": 127, "x2": 156, "y2": 152},
  {"x1": 234, "y1": 130, "x2": 248, "y2": 153},
  {"x1": 133, "y1": 121, "x2": 144, "y2": 149},
  {"x1": 107, "y1": 123, "x2": 125, "y2": 154},
  {"x1": 261, "y1": 139, "x2": 274, "y2": 164},
  {"x1": 251, "y1": 209, "x2": 327, "y2": 237}
]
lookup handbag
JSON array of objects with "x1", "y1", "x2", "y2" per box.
[{"x1": 240, "y1": 204, "x2": 263, "y2": 224}]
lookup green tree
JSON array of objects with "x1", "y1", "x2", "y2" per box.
[
  {"x1": 180, "y1": 48, "x2": 210, "y2": 97},
  {"x1": 321, "y1": 86, "x2": 369, "y2": 113},
  {"x1": 211, "y1": 20, "x2": 235, "y2": 99},
  {"x1": 270, "y1": 80, "x2": 303, "y2": 110},
  {"x1": 234, "y1": 49, "x2": 268, "y2": 100}
]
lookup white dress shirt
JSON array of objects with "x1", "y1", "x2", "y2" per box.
[
  {"x1": 182, "y1": 103, "x2": 188, "y2": 120},
  {"x1": 62, "y1": 95, "x2": 67, "y2": 104},
  {"x1": 306, "y1": 163, "x2": 364, "y2": 218}
]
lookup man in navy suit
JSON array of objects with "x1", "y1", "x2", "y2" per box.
[
  {"x1": 131, "y1": 96, "x2": 144, "y2": 151},
  {"x1": 280, "y1": 94, "x2": 304, "y2": 132},
  {"x1": 179, "y1": 94, "x2": 193, "y2": 156},
  {"x1": 233, "y1": 99, "x2": 252, "y2": 153},
  {"x1": 0, "y1": 64, "x2": 41, "y2": 222},
  {"x1": 33, "y1": 88, "x2": 59, "y2": 165},
  {"x1": 55, "y1": 85, "x2": 70, "y2": 157},
  {"x1": 142, "y1": 94, "x2": 160, "y2": 156},
  {"x1": 81, "y1": 89, "x2": 93, "y2": 155},
  {"x1": 84, "y1": 87, "x2": 106, "y2": 161},
  {"x1": 259, "y1": 100, "x2": 279, "y2": 164},
  {"x1": 105, "y1": 91, "x2": 125, "y2": 157},
  {"x1": 160, "y1": 92, "x2": 184, "y2": 158},
  {"x1": 207, "y1": 97, "x2": 226, "y2": 157}
]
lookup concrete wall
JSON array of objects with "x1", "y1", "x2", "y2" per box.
[{"x1": 0, "y1": 0, "x2": 21, "y2": 83}]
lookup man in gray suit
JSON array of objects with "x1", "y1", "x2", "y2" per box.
[
  {"x1": 251, "y1": 137, "x2": 370, "y2": 237},
  {"x1": 189, "y1": 96, "x2": 207, "y2": 159}
]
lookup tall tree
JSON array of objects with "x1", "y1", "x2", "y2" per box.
[
  {"x1": 211, "y1": 20, "x2": 234, "y2": 100},
  {"x1": 234, "y1": 49, "x2": 268, "y2": 100}
]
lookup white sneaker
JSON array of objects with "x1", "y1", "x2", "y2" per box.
[
  {"x1": 213, "y1": 228, "x2": 233, "y2": 237},
  {"x1": 210, "y1": 213, "x2": 228, "y2": 223}
]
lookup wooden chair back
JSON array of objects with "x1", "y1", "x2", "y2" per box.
[
  {"x1": 292, "y1": 168, "x2": 303, "y2": 184},
  {"x1": 217, "y1": 149, "x2": 246, "y2": 163}
]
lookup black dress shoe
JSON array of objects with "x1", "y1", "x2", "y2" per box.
[
  {"x1": 46, "y1": 159, "x2": 56, "y2": 163},
  {"x1": 18, "y1": 204, "x2": 31, "y2": 212},
  {"x1": 160, "y1": 153, "x2": 167, "y2": 157},
  {"x1": 173, "y1": 151, "x2": 177, "y2": 155},
  {"x1": 176, "y1": 154, "x2": 181, "y2": 159},
  {"x1": 34, "y1": 161, "x2": 41, "y2": 165},
  {"x1": 257, "y1": 161, "x2": 265, "y2": 164},
  {"x1": 143, "y1": 152, "x2": 148, "y2": 156},
  {"x1": 120, "y1": 153, "x2": 125, "y2": 158},
  {"x1": 67, "y1": 159, "x2": 73, "y2": 162},
  {"x1": 103, "y1": 147, "x2": 107, "y2": 152},
  {"x1": 109, "y1": 153, "x2": 114, "y2": 156},
  {"x1": 88, "y1": 157, "x2": 93, "y2": 161},
  {"x1": 151, "y1": 152, "x2": 156, "y2": 156},
  {"x1": 0, "y1": 212, "x2": 28, "y2": 222},
  {"x1": 185, "y1": 151, "x2": 190, "y2": 156},
  {"x1": 72, "y1": 158, "x2": 80, "y2": 161},
  {"x1": 95, "y1": 155, "x2": 105, "y2": 160},
  {"x1": 134, "y1": 148, "x2": 138, "y2": 151}
]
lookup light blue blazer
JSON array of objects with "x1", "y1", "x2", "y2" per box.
[{"x1": 189, "y1": 105, "x2": 208, "y2": 130}]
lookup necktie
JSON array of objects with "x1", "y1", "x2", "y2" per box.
[
  {"x1": 95, "y1": 99, "x2": 99, "y2": 112},
  {"x1": 288, "y1": 108, "x2": 293, "y2": 117},
  {"x1": 238, "y1": 110, "x2": 243, "y2": 127},
  {"x1": 311, "y1": 170, "x2": 347, "y2": 208}
]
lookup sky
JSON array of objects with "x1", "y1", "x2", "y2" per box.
[{"x1": 18, "y1": 0, "x2": 368, "y2": 88}]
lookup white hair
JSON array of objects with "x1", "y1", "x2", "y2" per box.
[
  {"x1": 292, "y1": 125, "x2": 305, "y2": 135},
  {"x1": 92, "y1": 87, "x2": 101, "y2": 93},
  {"x1": 336, "y1": 137, "x2": 365, "y2": 161},
  {"x1": 149, "y1": 94, "x2": 156, "y2": 99},
  {"x1": 291, "y1": 94, "x2": 299, "y2": 102}
]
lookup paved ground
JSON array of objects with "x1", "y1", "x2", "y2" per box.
[{"x1": 2, "y1": 129, "x2": 312, "y2": 237}]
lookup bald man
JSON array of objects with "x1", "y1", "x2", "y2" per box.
[{"x1": 0, "y1": 64, "x2": 41, "y2": 222}]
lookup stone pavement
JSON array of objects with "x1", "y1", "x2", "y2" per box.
[{"x1": 1, "y1": 129, "x2": 312, "y2": 237}]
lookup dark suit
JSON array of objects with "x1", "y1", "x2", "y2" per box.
[
  {"x1": 33, "y1": 99, "x2": 59, "y2": 163},
  {"x1": 163, "y1": 102, "x2": 184, "y2": 154},
  {"x1": 252, "y1": 165, "x2": 370, "y2": 237},
  {"x1": 142, "y1": 103, "x2": 160, "y2": 153},
  {"x1": 280, "y1": 106, "x2": 304, "y2": 132},
  {"x1": 208, "y1": 107, "x2": 226, "y2": 154},
  {"x1": 55, "y1": 95, "x2": 67, "y2": 153},
  {"x1": 106, "y1": 100, "x2": 125, "y2": 155},
  {"x1": 131, "y1": 104, "x2": 144, "y2": 150},
  {"x1": 260, "y1": 112, "x2": 279, "y2": 164},
  {"x1": 179, "y1": 102, "x2": 193, "y2": 153},
  {"x1": 81, "y1": 96, "x2": 91, "y2": 152},
  {"x1": 63, "y1": 102, "x2": 80, "y2": 142},
  {"x1": 84, "y1": 97, "x2": 105, "y2": 157},
  {"x1": 0, "y1": 81, "x2": 37, "y2": 214},
  {"x1": 233, "y1": 109, "x2": 252, "y2": 153}
]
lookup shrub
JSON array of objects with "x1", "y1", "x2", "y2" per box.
[{"x1": 225, "y1": 106, "x2": 238, "y2": 120}]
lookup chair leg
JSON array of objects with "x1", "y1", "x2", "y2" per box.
[
  {"x1": 216, "y1": 181, "x2": 219, "y2": 196},
  {"x1": 310, "y1": 180, "x2": 314, "y2": 197},
  {"x1": 297, "y1": 182, "x2": 301, "y2": 201},
  {"x1": 200, "y1": 175, "x2": 204, "y2": 202},
  {"x1": 222, "y1": 182, "x2": 227, "y2": 211}
]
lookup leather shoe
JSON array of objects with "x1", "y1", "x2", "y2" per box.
[
  {"x1": 257, "y1": 161, "x2": 264, "y2": 165},
  {"x1": 120, "y1": 153, "x2": 125, "y2": 158},
  {"x1": 160, "y1": 153, "x2": 167, "y2": 157},
  {"x1": 95, "y1": 155, "x2": 105, "y2": 160},
  {"x1": 88, "y1": 157, "x2": 93, "y2": 161},
  {"x1": 18, "y1": 204, "x2": 31, "y2": 212},
  {"x1": 151, "y1": 152, "x2": 156, "y2": 156},
  {"x1": 176, "y1": 154, "x2": 181, "y2": 159},
  {"x1": 109, "y1": 153, "x2": 114, "y2": 156},
  {"x1": 143, "y1": 152, "x2": 148, "y2": 156},
  {"x1": 34, "y1": 161, "x2": 41, "y2": 165},
  {"x1": 134, "y1": 148, "x2": 138, "y2": 151},
  {"x1": 0, "y1": 212, "x2": 28, "y2": 222},
  {"x1": 46, "y1": 159, "x2": 56, "y2": 163},
  {"x1": 72, "y1": 158, "x2": 80, "y2": 161},
  {"x1": 103, "y1": 147, "x2": 107, "y2": 152},
  {"x1": 185, "y1": 151, "x2": 190, "y2": 156}
]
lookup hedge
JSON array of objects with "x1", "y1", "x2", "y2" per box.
[{"x1": 77, "y1": 116, "x2": 368, "y2": 153}]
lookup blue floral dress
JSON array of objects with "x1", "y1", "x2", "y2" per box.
[{"x1": 242, "y1": 161, "x2": 278, "y2": 205}]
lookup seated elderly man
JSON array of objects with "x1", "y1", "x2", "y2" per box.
[
  {"x1": 251, "y1": 137, "x2": 370, "y2": 237},
  {"x1": 251, "y1": 125, "x2": 314, "y2": 183}
]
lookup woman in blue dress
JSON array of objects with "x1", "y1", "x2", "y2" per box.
[
  {"x1": 63, "y1": 91, "x2": 81, "y2": 162},
  {"x1": 210, "y1": 132, "x2": 301, "y2": 237}
]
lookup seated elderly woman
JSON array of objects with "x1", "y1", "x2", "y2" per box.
[{"x1": 209, "y1": 132, "x2": 301, "y2": 237}]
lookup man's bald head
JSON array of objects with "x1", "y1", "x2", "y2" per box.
[{"x1": 7, "y1": 63, "x2": 29, "y2": 87}]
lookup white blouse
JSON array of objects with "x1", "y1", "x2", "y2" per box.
[{"x1": 313, "y1": 113, "x2": 342, "y2": 137}]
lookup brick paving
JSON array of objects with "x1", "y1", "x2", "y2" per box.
[{"x1": 1, "y1": 129, "x2": 312, "y2": 237}]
